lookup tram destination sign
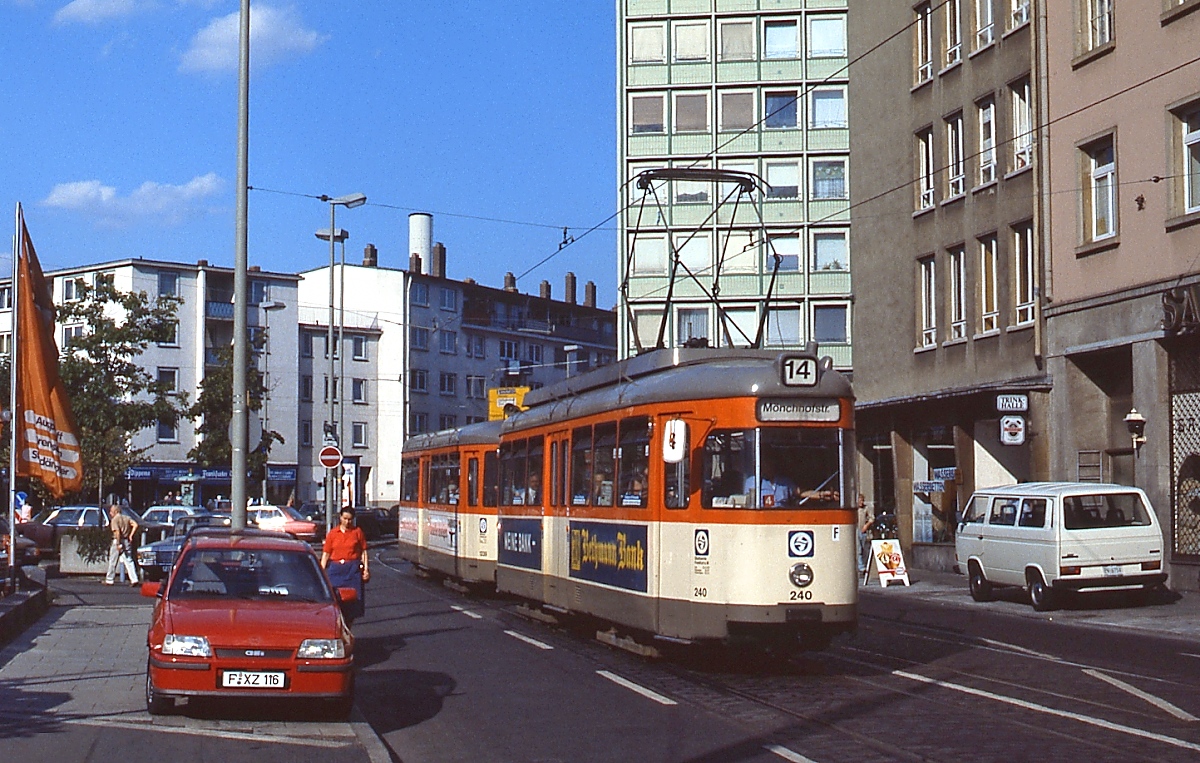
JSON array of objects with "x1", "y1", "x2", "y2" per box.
[{"x1": 757, "y1": 398, "x2": 840, "y2": 423}]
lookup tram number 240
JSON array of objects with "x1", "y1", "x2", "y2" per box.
[{"x1": 691, "y1": 588, "x2": 814, "y2": 601}]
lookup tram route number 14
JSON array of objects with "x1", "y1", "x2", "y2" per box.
[{"x1": 781, "y1": 356, "x2": 818, "y2": 387}]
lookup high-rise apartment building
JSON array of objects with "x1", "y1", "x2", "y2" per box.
[{"x1": 616, "y1": 0, "x2": 852, "y2": 365}]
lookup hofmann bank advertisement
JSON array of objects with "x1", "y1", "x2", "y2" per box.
[
  {"x1": 497, "y1": 517, "x2": 542, "y2": 570},
  {"x1": 569, "y1": 521, "x2": 648, "y2": 592}
]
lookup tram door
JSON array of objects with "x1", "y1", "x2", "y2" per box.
[
  {"x1": 658, "y1": 415, "x2": 692, "y2": 634},
  {"x1": 545, "y1": 431, "x2": 571, "y2": 609}
]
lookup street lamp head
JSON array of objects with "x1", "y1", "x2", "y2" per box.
[
  {"x1": 260, "y1": 300, "x2": 286, "y2": 312},
  {"x1": 315, "y1": 228, "x2": 350, "y2": 243},
  {"x1": 322, "y1": 192, "x2": 366, "y2": 209}
]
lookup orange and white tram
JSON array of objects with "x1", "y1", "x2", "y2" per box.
[{"x1": 398, "y1": 345, "x2": 857, "y2": 650}]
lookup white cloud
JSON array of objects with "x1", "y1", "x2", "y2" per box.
[
  {"x1": 180, "y1": 5, "x2": 324, "y2": 73},
  {"x1": 42, "y1": 173, "x2": 223, "y2": 227},
  {"x1": 54, "y1": 0, "x2": 147, "y2": 25}
]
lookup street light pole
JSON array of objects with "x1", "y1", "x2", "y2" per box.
[{"x1": 231, "y1": 0, "x2": 251, "y2": 532}]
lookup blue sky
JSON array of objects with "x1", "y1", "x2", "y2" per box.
[{"x1": 2, "y1": 1, "x2": 619, "y2": 307}]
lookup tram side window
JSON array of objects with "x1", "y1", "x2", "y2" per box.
[
  {"x1": 701, "y1": 428, "x2": 843, "y2": 509},
  {"x1": 400, "y1": 458, "x2": 420, "y2": 502},
  {"x1": 665, "y1": 438, "x2": 690, "y2": 510},
  {"x1": 618, "y1": 417, "x2": 651, "y2": 508},
  {"x1": 429, "y1": 453, "x2": 460, "y2": 504},
  {"x1": 483, "y1": 451, "x2": 499, "y2": 507},
  {"x1": 467, "y1": 458, "x2": 479, "y2": 507},
  {"x1": 527, "y1": 436, "x2": 544, "y2": 505},
  {"x1": 571, "y1": 427, "x2": 593, "y2": 505},
  {"x1": 500, "y1": 439, "x2": 529, "y2": 506},
  {"x1": 593, "y1": 422, "x2": 617, "y2": 507},
  {"x1": 421, "y1": 459, "x2": 432, "y2": 504},
  {"x1": 702, "y1": 430, "x2": 753, "y2": 508}
]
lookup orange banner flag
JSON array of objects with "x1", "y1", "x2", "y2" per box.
[{"x1": 15, "y1": 209, "x2": 83, "y2": 497}]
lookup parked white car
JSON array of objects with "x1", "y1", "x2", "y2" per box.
[{"x1": 955, "y1": 482, "x2": 1167, "y2": 611}]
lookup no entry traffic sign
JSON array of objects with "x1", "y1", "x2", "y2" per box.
[{"x1": 318, "y1": 445, "x2": 343, "y2": 469}]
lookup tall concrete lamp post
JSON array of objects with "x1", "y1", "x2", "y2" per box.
[{"x1": 316, "y1": 193, "x2": 364, "y2": 532}]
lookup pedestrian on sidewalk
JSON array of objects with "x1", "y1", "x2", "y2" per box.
[
  {"x1": 104, "y1": 504, "x2": 140, "y2": 586},
  {"x1": 320, "y1": 507, "x2": 369, "y2": 624},
  {"x1": 857, "y1": 494, "x2": 875, "y2": 574}
]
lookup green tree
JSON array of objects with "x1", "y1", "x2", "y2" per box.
[
  {"x1": 54, "y1": 279, "x2": 188, "y2": 503},
  {"x1": 185, "y1": 342, "x2": 283, "y2": 498}
]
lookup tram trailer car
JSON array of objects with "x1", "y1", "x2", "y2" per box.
[
  {"x1": 495, "y1": 346, "x2": 858, "y2": 651},
  {"x1": 397, "y1": 420, "x2": 502, "y2": 586}
]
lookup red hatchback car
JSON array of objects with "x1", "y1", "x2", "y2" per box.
[{"x1": 143, "y1": 529, "x2": 356, "y2": 717}]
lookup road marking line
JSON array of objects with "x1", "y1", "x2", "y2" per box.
[
  {"x1": 450, "y1": 605, "x2": 482, "y2": 620},
  {"x1": 764, "y1": 744, "x2": 819, "y2": 762},
  {"x1": 596, "y1": 670, "x2": 677, "y2": 706},
  {"x1": 978, "y1": 638, "x2": 1058, "y2": 661},
  {"x1": 1183, "y1": 653, "x2": 1200, "y2": 660},
  {"x1": 65, "y1": 717, "x2": 353, "y2": 748},
  {"x1": 504, "y1": 630, "x2": 553, "y2": 650},
  {"x1": 1083, "y1": 669, "x2": 1198, "y2": 722},
  {"x1": 894, "y1": 670, "x2": 1200, "y2": 753}
]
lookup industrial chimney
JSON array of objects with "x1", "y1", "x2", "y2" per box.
[
  {"x1": 431, "y1": 242, "x2": 447, "y2": 279},
  {"x1": 584, "y1": 281, "x2": 596, "y2": 308},
  {"x1": 539, "y1": 280, "x2": 551, "y2": 299},
  {"x1": 504, "y1": 272, "x2": 518, "y2": 292},
  {"x1": 363, "y1": 243, "x2": 378, "y2": 268},
  {"x1": 564, "y1": 272, "x2": 577, "y2": 304},
  {"x1": 409, "y1": 254, "x2": 422, "y2": 273},
  {"x1": 408, "y1": 213, "x2": 432, "y2": 274}
]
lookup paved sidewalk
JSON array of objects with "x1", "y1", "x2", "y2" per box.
[{"x1": 860, "y1": 566, "x2": 1200, "y2": 643}]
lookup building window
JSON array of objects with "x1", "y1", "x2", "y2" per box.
[
  {"x1": 158, "y1": 271, "x2": 178, "y2": 298},
  {"x1": 157, "y1": 367, "x2": 179, "y2": 395},
  {"x1": 412, "y1": 282, "x2": 429, "y2": 305},
  {"x1": 631, "y1": 235, "x2": 668, "y2": 275},
  {"x1": 810, "y1": 88, "x2": 846, "y2": 129},
  {"x1": 919, "y1": 256, "x2": 937, "y2": 348},
  {"x1": 629, "y1": 22, "x2": 665, "y2": 63},
  {"x1": 0, "y1": 333, "x2": 9, "y2": 355},
  {"x1": 674, "y1": 168, "x2": 710, "y2": 203},
  {"x1": 764, "y1": 91, "x2": 798, "y2": 129},
  {"x1": 978, "y1": 98, "x2": 997, "y2": 184},
  {"x1": 676, "y1": 232, "x2": 711, "y2": 275},
  {"x1": 812, "y1": 160, "x2": 847, "y2": 200},
  {"x1": 719, "y1": 91, "x2": 755, "y2": 132},
  {"x1": 250, "y1": 280, "x2": 268, "y2": 305},
  {"x1": 721, "y1": 230, "x2": 757, "y2": 273},
  {"x1": 813, "y1": 230, "x2": 848, "y2": 272},
  {"x1": 948, "y1": 247, "x2": 967, "y2": 340},
  {"x1": 813, "y1": 305, "x2": 848, "y2": 344},
  {"x1": 672, "y1": 20, "x2": 709, "y2": 62},
  {"x1": 410, "y1": 369, "x2": 428, "y2": 394},
  {"x1": 300, "y1": 332, "x2": 314, "y2": 358},
  {"x1": 945, "y1": 0, "x2": 962, "y2": 65},
  {"x1": 979, "y1": 236, "x2": 999, "y2": 333},
  {"x1": 808, "y1": 16, "x2": 846, "y2": 57},
  {"x1": 764, "y1": 19, "x2": 798, "y2": 59},
  {"x1": 352, "y1": 378, "x2": 367, "y2": 403},
  {"x1": 765, "y1": 161, "x2": 800, "y2": 199},
  {"x1": 412, "y1": 328, "x2": 432, "y2": 352},
  {"x1": 1085, "y1": 0, "x2": 1113, "y2": 49},
  {"x1": 411, "y1": 412, "x2": 428, "y2": 433},
  {"x1": 767, "y1": 234, "x2": 800, "y2": 272},
  {"x1": 467, "y1": 334, "x2": 486, "y2": 358},
  {"x1": 1014, "y1": 223, "x2": 1036, "y2": 325},
  {"x1": 1184, "y1": 106, "x2": 1200, "y2": 214},
  {"x1": 159, "y1": 321, "x2": 178, "y2": 347},
  {"x1": 300, "y1": 420, "x2": 312, "y2": 447},
  {"x1": 975, "y1": 0, "x2": 995, "y2": 48},
  {"x1": 915, "y1": 3, "x2": 933, "y2": 83},
  {"x1": 1011, "y1": 78, "x2": 1033, "y2": 171},
  {"x1": 466, "y1": 375, "x2": 486, "y2": 399},
  {"x1": 526, "y1": 343, "x2": 543, "y2": 364},
  {"x1": 674, "y1": 92, "x2": 708, "y2": 132},
  {"x1": 500, "y1": 339, "x2": 520, "y2": 360},
  {"x1": 946, "y1": 113, "x2": 965, "y2": 197},
  {"x1": 718, "y1": 20, "x2": 754, "y2": 61},
  {"x1": 439, "y1": 330, "x2": 457, "y2": 354},
  {"x1": 438, "y1": 414, "x2": 457, "y2": 431},
  {"x1": 631, "y1": 94, "x2": 665, "y2": 134},
  {"x1": 352, "y1": 422, "x2": 367, "y2": 448},
  {"x1": 352, "y1": 335, "x2": 367, "y2": 360},
  {"x1": 63, "y1": 324, "x2": 85, "y2": 347},
  {"x1": 765, "y1": 309, "x2": 803, "y2": 347},
  {"x1": 440, "y1": 288, "x2": 457, "y2": 311},
  {"x1": 917, "y1": 127, "x2": 935, "y2": 209},
  {"x1": 301, "y1": 375, "x2": 313, "y2": 402},
  {"x1": 157, "y1": 418, "x2": 178, "y2": 443},
  {"x1": 323, "y1": 377, "x2": 338, "y2": 403},
  {"x1": 63, "y1": 277, "x2": 85, "y2": 302},
  {"x1": 0, "y1": 286, "x2": 10, "y2": 310},
  {"x1": 1083, "y1": 136, "x2": 1117, "y2": 242},
  {"x1": 1011, "y1": 0, "x2": 1030, "y2": 29},
  {"x1": 677, "y1": 308, "x2": 708, "y2": 346}
]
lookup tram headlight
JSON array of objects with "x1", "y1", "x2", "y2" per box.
[{"x1": 789, "y1": 562, "x2": 814, "y2": 588}]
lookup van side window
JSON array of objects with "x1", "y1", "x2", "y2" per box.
[
  {"x1": 962, "y1": 495, "x2": 988, "y2": 524},
  {"x1": 1018, "y1": 498, "x2": 1046, "y2": 527},
  {"x1": 989, "y1": 498, "x2": 1018, "y2": 526}
]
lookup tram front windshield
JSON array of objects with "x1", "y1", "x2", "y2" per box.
[{"x1": 703, "y1": 428, "x2": 843, "y2": 509}]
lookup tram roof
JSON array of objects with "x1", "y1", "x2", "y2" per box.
[
  {"x1": 505, "y1": 346, "x2": 852, "y2": 435},
  {"x1": 404, "y1": 418, "x2": 503, "y2": 452}
]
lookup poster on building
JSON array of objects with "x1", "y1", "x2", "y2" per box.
[
  {"x1": 341, "y1": 462, "x2": 357, "y2": 509},
  {"x1": 869, "y1": 539, "x2": 910, "y2": 587},
  {"x1": 488, "y1": 386, "x2": 530, "y2": 421}
]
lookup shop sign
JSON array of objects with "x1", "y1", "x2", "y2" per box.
[
  {"x1": 932, "y1": 467, "x2": 959, "y2": 481},
  {"x1": 996, "y1": 394, "x2": 1029, "y2": 412},
  {"x1": 913, "y1": 480, "x2": 945, "y2": 493},
  {"x1": 1163, "y1": 285, "x2": 1200, "y2": 335},
  {"x1": 1000, "y1": 415, "x2": 1026, "y2": 445}
]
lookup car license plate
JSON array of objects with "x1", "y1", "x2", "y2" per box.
[
  {"x1": 1103, "y1": 565, "x2": 1123, "y2": 577},
  {"x1": 221, "y1": 670, "x2": 285, "y2": 688}
]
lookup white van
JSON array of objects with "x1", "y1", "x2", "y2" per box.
[{"x1": 955, "y1": 482, "x2": 1166, "y2": 611}]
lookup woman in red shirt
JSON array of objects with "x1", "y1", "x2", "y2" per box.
[{"x1": 321, "y1": 508, "x2": 369, "y2": 623}]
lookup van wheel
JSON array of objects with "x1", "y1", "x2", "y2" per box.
[
  {"x1": 968, "y1": 563, "x2": 993, "y2": 602},
  {"x1": 1027, "y1": 571, "x2": 1055, "y2": 612}
]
